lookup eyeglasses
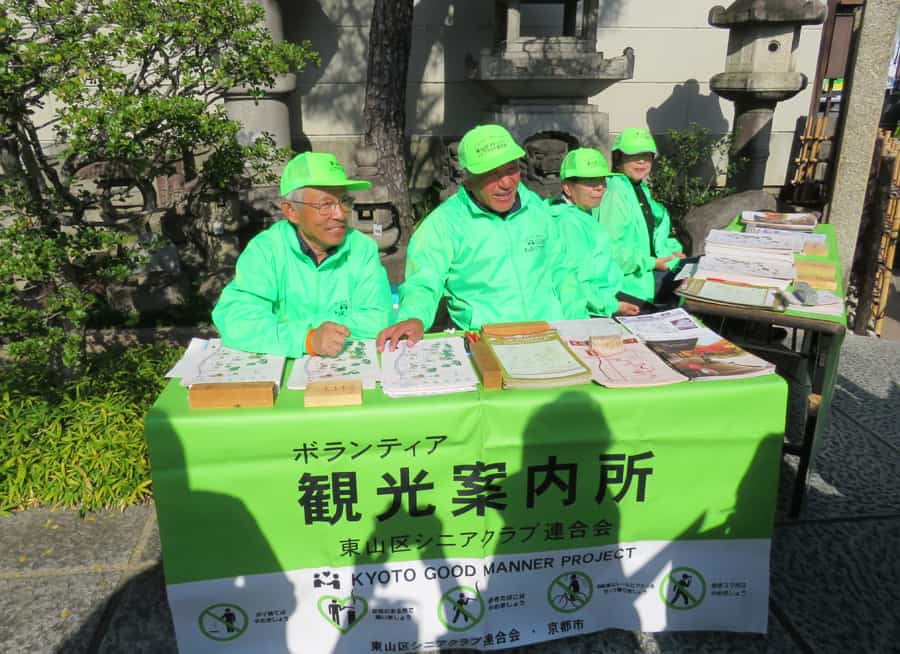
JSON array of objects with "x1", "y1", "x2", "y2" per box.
[{"x1": 292, "y1": 197, "x2": 355, "y2": 216}]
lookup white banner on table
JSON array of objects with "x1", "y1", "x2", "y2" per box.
[{"x1": 165, "y1": 539, "x2": 771, "y2": 653}]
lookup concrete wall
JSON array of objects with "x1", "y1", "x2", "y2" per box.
[{"x1": 286, "y1": 0, "x2": 823, "y2": 188}]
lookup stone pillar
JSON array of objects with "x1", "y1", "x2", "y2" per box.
[
  {"x1": 829, "y1": 0, "x2": 900, "y2": 280},
  {"x1": 224, "y1": 0, "x2": 296, "y2": 148}
]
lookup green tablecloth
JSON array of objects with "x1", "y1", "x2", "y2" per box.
[{"x1": 145, "y1": 372, "x2": 787, "y2": 652}]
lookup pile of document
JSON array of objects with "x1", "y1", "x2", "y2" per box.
[
  {"x1": 616, "y1": 309, "x2": 775, "y2": 382},
  {"x1": 483, "y1": 329, "x2": 591, "y2": 388},
  {"x1": 166, "y1": 338, "x2": 286, "y2": 389},
  {"x1": 380, "y1": 336, "x2": 479, "y2": 397},
  {"x1": 740, "y1": 210, "x2": 818, "y2": 232},
  {"x1": 286, "y1": 340, "x2": 380, "y2": 390}
]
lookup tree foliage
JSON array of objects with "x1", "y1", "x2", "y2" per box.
[
  {"x1": 650, "y1": 123, "x2": 739, "y2": 222},
  {"x1": 0, "y1": 0, "x2": 316, "y2": 384}
]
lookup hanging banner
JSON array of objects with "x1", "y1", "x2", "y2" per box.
[{"x1": 145, "y1": 376, "x2": 787, "y2": 653}]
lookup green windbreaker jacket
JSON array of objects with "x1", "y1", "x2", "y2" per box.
[
  {"x1": 595, "y1": 174, "x2": 683, "y2": 301},
  {"x1": 398, "y1": 184, "x2": 588, "y2": 330},
  {"x1": 212, "y1": 220, "x2": 392, "y2": 357},
  {"x1": 546, "y1": 199, "x2": 622, "y2": 316}
]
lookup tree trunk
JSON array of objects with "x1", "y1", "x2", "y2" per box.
[{"x1": 363, "y1": 0, "x2": 415, "y2": 241}]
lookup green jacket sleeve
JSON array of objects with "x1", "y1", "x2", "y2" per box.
[
  {"x1": 595, "y1": 188, "x2": 656, "y2": 275},
  {"x1": 548, "y1": 221, "x2": 590, "y2": 320},
  {"x1": 647, "y1": 191, "x2": 684, "y2": 269},
  {"x1": 211, "y1": 238, "x2": 312, "y2": 357},
  {"x1": 396, "y1": 214, "x2": 452, "y2": 330},
  {"x1": 341, "y1": 238, "x2": 394, "y2": 339}
]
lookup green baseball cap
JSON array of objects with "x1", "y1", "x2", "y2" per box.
[
  {"x1": 279, "y1": 152, "x2": 372, "y2": 197},
  {"x1": 612, "y1": 128, "x2": 658, "y2": 155},
  {"x1": 560, "y1": 148, "x2": 619, "y2": 180},
  {"x1": 457, "y1": 124, "x2": 526, "y2": 174}
]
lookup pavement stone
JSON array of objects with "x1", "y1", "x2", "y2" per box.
[
  {"x1": 770, "y1": 518, "x2": 900, "y2": 654},
  {"x1": 0, "y1": 571, "x2": 122, "y2": 654},
  {"x1": 0, "y1": 505, "x2": 153, "y2": 572}
]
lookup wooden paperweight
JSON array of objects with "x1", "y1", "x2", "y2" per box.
[
  {"x1": 304, "y1": 380, "x2": 363, "y2": 408},
  {"x1": 188, "y1": 381, "x2": 275, "y2": 409},
  {"x1": 468, "y1": 340, "x2": 503, "y2": 390}
]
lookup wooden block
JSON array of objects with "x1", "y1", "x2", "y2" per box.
[
  {"x1": 189, "y1": 382, "x2": 275, "y2": 409},
  {"x1": 801, "y1": 241, "x2": 829, "y2": 257},
  {"x1": 481, "y1": 321, "x2": 551, "y2": 337},
  {"x1": 304, "y1": 380, "x2": 363, "y2": 408},
  {"x1": 468, "y1": 340, "x2": 503, "y2": 390}
]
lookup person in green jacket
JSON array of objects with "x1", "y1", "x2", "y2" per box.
[
  {"x1": 212, "y1": 152, "x2": 393, "y2": 357},
  {"x1": 546, "y1": 148, "x2": 640, "y2": 317},
  {"x1": 596, "y1": 127, "x2": 686, "y2": 303},
  {"x1": 377, "y1": 124, "x2": 588, "y2": 351}
]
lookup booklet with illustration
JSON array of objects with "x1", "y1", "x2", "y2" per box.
[
  {"x1": 286, "y1": 339, "x2": 380, "y2": 390},
  {"x1": 380, "y1": 336, "x2": 479, "y2": 398},
  {"x1": 169, "y1": 338, "x2": 286, "y2": 389},
  {"x1": 484, "y1": 329, "x2": 591, "y2": 389},
  {"x1": 675, "y1": 277, "x2": 787, "y2": 311},
  {"x1": 553, "y1": 325, "x2": 688, "y2": 388},
  {"x1": 643, "y1": 329, "x2": 776, "y2": 381}
]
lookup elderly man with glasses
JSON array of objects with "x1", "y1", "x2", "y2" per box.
[{"x1": 212, "y1": 152, "x2": 393, "y2": 357}]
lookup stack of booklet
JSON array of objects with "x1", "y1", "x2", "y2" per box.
[
  {"x1": 167, "y1": 338, "x2": 286, "y2": 389},
  {"x1": 551, "y1": 319, "x2": 686, "y2": 387},
  {"x1": 616, "y1": 309, "x2": 775, "y2": 382},
  {"x1": 483, "y1": 328, "x2": 591, "y2": 389},
  {"x1": 740, "y1": 210, "x2": 818, "y2": 232},
  {"x1": 380, "y1": 336, "x2": 479, "y2": 398},
  {"x1": 286, "y1": 340, "x2": 380, "y2": 390}
]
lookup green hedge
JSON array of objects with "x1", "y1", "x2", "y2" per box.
[{"x1": 0, "y1": 343, "x2": 180, "y2": 513}]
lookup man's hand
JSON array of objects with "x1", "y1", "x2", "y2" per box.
[
  {"x1": 616, "y1": 301, "x2": 640, "y2": 316},
  {"x1": 672, "y1": 251, "x2": 687, "y2": 259},
  {"x1": 654, "y1": 255, "x2": 675, "y2": 271},
  {"x1": 376, "y1": 318, "x2": 424, "y2": 352},
  {"x1": 310, "y1": 322, "x2": 350, "y2": 357}
]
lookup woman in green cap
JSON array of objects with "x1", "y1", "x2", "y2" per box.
[
  {"x1": 595, "y1": 127, "x2": 686, "y2": 304},
  {"x1": 546, "y1": 147, "x2": 640, "y2": 317}
]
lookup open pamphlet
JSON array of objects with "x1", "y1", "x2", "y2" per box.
[
  {"x1": 551, "y1": 319, "x2": 687, "y2": 387},
  {"x1": 286, "y1": 339, "x2": 380, "y2": 390},
  {"x1": 484, "y1": 329, "x2": 591, "y2": 388},
  {"x1": 616, "y1": 309, "x2": 775, "y2": 382},
  {"x1": 744, "y1": 226, "x2": 828, "y2": 256},
  {"x1": 380, "y1": 336, "x2": 479, "y2": 397},
  {"x1": 740, "y1": 210, "x2": 818, "y2": 231},
  {"x1": 167, "y1": 338, "x2": 286, "y2": 389}
]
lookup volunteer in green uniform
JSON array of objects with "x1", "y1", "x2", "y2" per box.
[
  {"x1": 547, "y1": 148, "x2": 640, "y2": 317},
  {"x1": 212, "y1": 152, "x2": 393, "y2": 357},
  {"x1": 596, "y1": 127, "x2": 686, "y2": 303},
  {"x1": 377, "y1": 124, "x2": 587, "y2": 351}
]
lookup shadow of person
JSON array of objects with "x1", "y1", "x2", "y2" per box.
[
  {"x1": 136, "y1": 398, "x2": 297, "y2": 652},
  {"x1": 473, "y1": 390, "x2": 636, "y2": 648},
  {"x1": 646, "y1": 78, "x2": 730, "y2": 182}
]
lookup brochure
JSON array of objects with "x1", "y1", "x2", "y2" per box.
[{"x1": 286, "y1": 340, "x2": 380, "y2": 390}]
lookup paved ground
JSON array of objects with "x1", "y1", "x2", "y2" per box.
[{"x1": 2, "y1": 333, "x2": 899, "y2": 654}]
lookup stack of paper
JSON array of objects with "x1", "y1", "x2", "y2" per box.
[
  {"x1": 740, "y1": 210, "x2": 818, "y2": 231},
  {"x1": 675, "y1": 278, "x2": 787, "y2": 310},
  {"x1": 617, "y1": 309, "x2": 775, "y2": 381},
  {"x1": 552, "y1": 319, "x2": 687, "y2": 388},
  {"x1": 484, "y1": 330, "x2": 591, "y2": 389},
  {"x1": 744, "y1": 226, "x2": 829, "y2": 256},
  {"x1": 168, "y1": 338, "x2": 286, "y2": 389},
  {"x1": 786, "y1": 289, "x2": 844, "y2": 316},
  {"x1": 704, "y1": 230, "x2": 797, "y2": 263},
  {"x1": 286, "y1": 340, "x2": 380, "y2": 390},
  {"x1": 380, "y1": 337, "x2": 479, "y2": 397}
]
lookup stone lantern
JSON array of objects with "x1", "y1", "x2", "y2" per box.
[{"x1": 709, "y1": 0, "x2": 826, "y2": 191}]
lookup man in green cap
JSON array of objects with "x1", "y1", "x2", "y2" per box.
[
  {"x1": 597, "y1": 127, "x2": 686, "y2": 304},
  {"x1": 546, "y1": 148, "x2": 640, "y2": 317},
  {"x1": 377, "y1": 124, "x2": 587, "y2": 351},
  {"x1": 212, "y1": 152, "x2": 393, "y2": 357}
]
